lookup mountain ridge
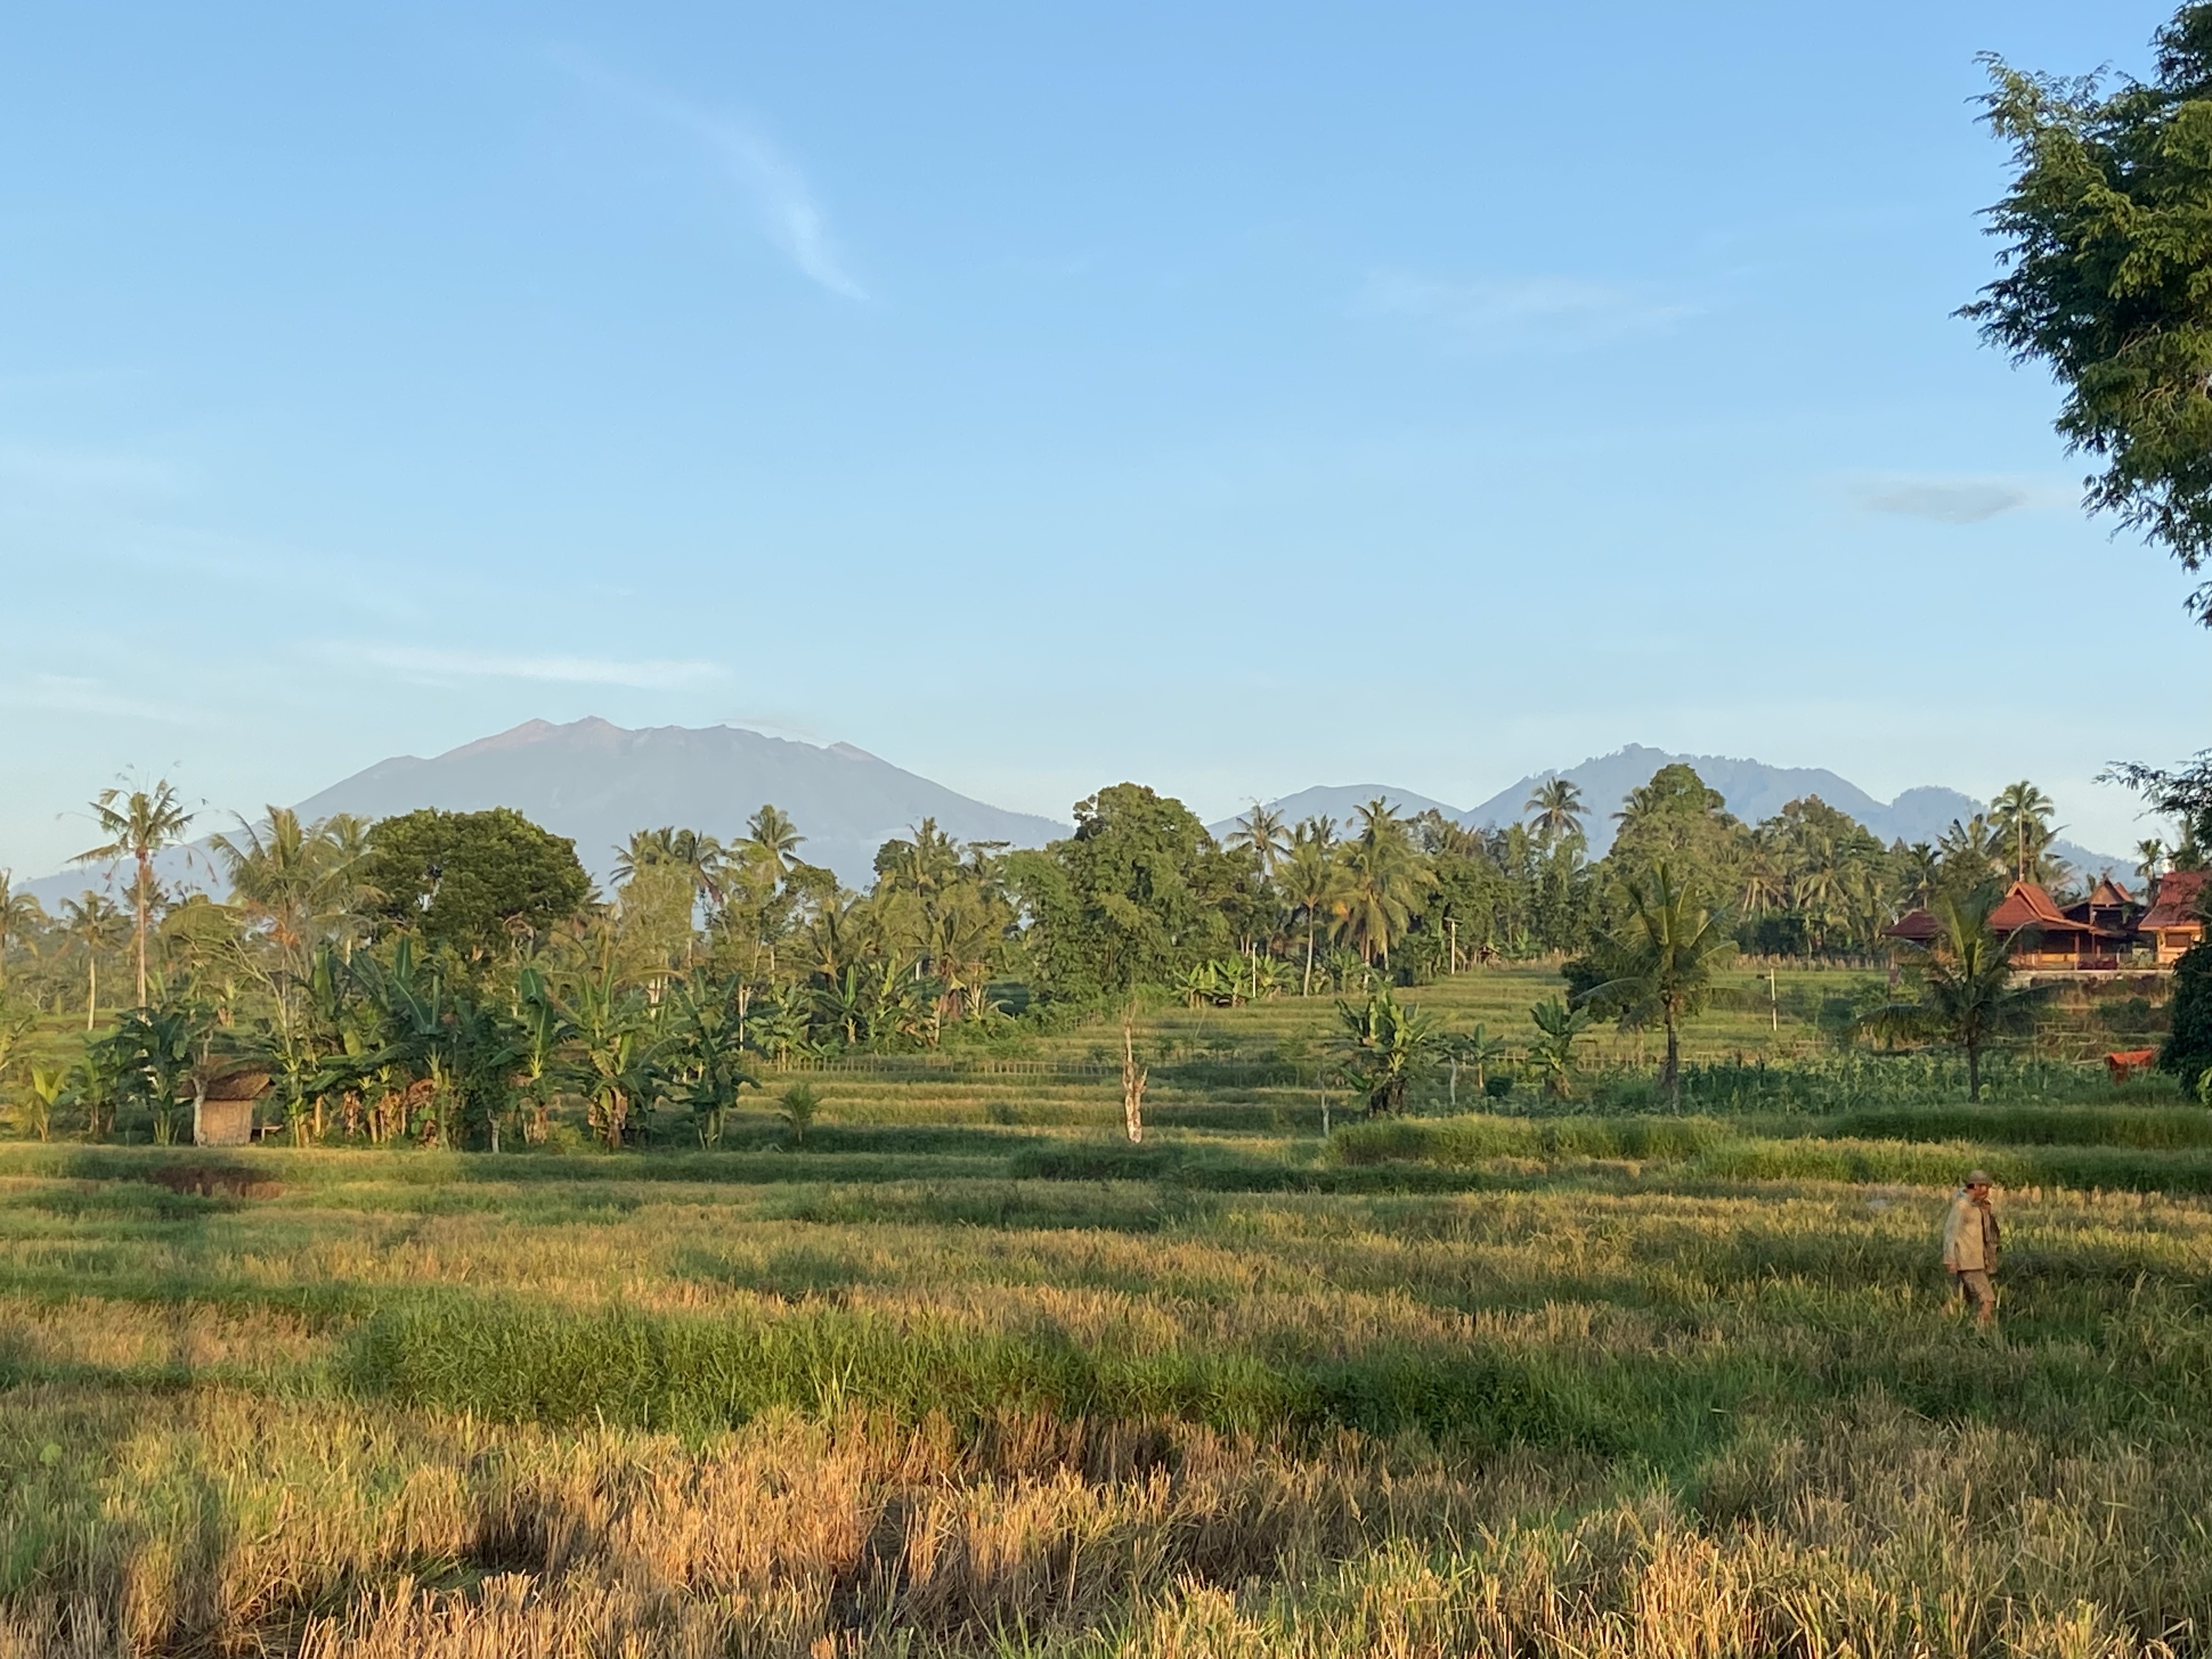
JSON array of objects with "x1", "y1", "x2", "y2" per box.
[
  {"x1": 1210, "y1": 744, "x2": 2129, "y2": 876},
  {"x1": 22, "y1": 727, "x2": 2135, "y2": 909}
]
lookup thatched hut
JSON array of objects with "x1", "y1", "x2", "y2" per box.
[{"x1": 194, "y1": 1069, "x2": 271, "y2": 1147}]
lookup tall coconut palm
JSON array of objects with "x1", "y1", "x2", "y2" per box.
[
  {"x1": 1739, "y1": 831, "x2": 1787, "y2": 916},
  {"x1": 0, "y1": 873, "x2": 44, "y2": 991},
  {"x1": 74, "y1": 778, "x2": 194, "y2": 1008},
  {"x1": 1281, "y1": 838, "x2": 1347, "y2": 996},
  {"x1": 1990, "y1": 780, "x2": 2058, "y2": 884},
  {"x1": 212, "y1": 806, "x2": 346, "y2": 977},
  {"x1": 59, "y1": 893, "x2": 127, "y2": 1030},
  {"x1": 1939, "y1": 815, "x2": 2006, "y2": 884},
  {"x1": 738, "y1": 804, "x2": 804, "y2": 877},
  {"x1": 1226, "y1": 803, "x2": 1290, "y2": 878},
  {"x1": 2136, "y1": 838, "x2": 2169, "y2": 891},
  {"x1": 1899, "y1": 842, "x2": 1943, "y2": 912},
  {"x1": 1337, "y1": 799, "x2": 1434, "y2": 968},
  {"x1": 1523, "y1": 777, "x2": 1586, "y2": 847},
  {"x1": 1580, "y1": 862, "x2": 1735, "y2": 1109}
]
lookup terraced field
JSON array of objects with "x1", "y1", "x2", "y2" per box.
[{"x1": 1, "y1": 994, "x2": 2207, "y2": 1657}]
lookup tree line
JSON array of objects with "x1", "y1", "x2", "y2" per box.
[{"x1": 0, "y1": 757, "x2": 2200, "y2": 1144}]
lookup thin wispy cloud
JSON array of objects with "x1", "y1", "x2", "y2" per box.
[
  {"x1": 360, "y1": 645, "x2": 727, "y2": 690},
  {"x1": 557, "y1": 50, "x2": 867, "y2": 301},
  {"x1": 1845, "y1": 474, "x2": 2042, "y2": 524},
  {"x1": 0, "y1": 674, "x2": 198, "y2": 724},
  {"x1": 1356, "y1": 271, "x2": 1699, "y2": 351}
]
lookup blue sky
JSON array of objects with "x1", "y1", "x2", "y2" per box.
[{"x1": 1, "y1": 0, "x2": 2202, "y2": 874}]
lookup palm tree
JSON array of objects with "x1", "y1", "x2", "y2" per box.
[
  {"x1": 1336, "y1": 799, "x2": 1434, "y2": 967},
  {"x1": 1990, "y1": 780, "x2": 2058, "y2": 884},
  {"x1": 74, "y1": 777, "x2": 194, "y2": 1008},
  {"x1": 59, "y1": 893, "x2": 127, "y2": 1030},
  {"x1": 1870, "y1": 890, "x2": 2050, "y2": 1102},
  {"x1": 1739, "y1": 831, "x2": 1787, "y2": 916},
  {"x1": 1524, "y1": 777, "x2": 1585, "y2": 847},
  {"x1": 737, "y1": 804, "x2": 804, "y2": 877},
  {"x1": 1281, "y1": 838, "x2": 1346, "y2": 997},
  {"x1": 1226, "y1": 803, "x2": 1290, "y2": 878},
  {"x1": 2136, "y1": 838, "x2": 2169, "y2": 891},
  {"x1": 1939, "y1": 815, "x2": 2006, "y2": 885},
  {"x1": 1581, "y1": 862, "x2": 1735, "y2": 1109},
  {"x1": 212, "y1": 806, "x2": 351, "y2": 977},
  {"x1": 0, "y1": 872, "x2": 45, "y2": 991},
  {"x1": 1899, "y1": 842, "x2": 1943, "y2": 912}
]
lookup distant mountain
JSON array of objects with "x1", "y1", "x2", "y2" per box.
[
  {"x1": 1206, "y1": 784, "x2": 1462, "y2": 840},
  {"x1": 1231, "y1": 744, "x2": 2130, "y2": 877},
  {"x1": 292, "y1": 719, "x2": 1065, "y2": 889},
  {"x1": 26, "y1": 718, "x2": 1066, "y2": 904}
]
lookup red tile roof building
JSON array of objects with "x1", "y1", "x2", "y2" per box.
[{"x1": 2138, "y1": 871, "x2": 2209, "y2": 966}]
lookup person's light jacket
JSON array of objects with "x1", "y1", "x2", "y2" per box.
[{"x1": 1942, "y1": 1190, "x2": 2000, "y2": 1273}]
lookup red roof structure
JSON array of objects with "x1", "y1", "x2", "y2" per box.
[
  {"x1": 1987, "y1": 881, "x2": 2083, "y2": 933},
  {"x1": 1882, "y1": 907, "x2": 1942, "y2": 944},
  {"x1": 2140, "y1": 870, "x2": 2209, "y2": 964},
  {"x1": 2141, "y1": 870, "x2": 2210, "y2": 932}
]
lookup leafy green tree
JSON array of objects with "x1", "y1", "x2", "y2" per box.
[
  {"x1": 359, "y1": 808, "x2": 592, "y2": 958},
  {"x1": 1964, "y1": 3, "x2": 2212, "y2": 623},
  {"x1": 74, "y1": 776, "x2": 194, "y2": 1008},
  {"x1": 1008, "y1": 784, "x2": 1232, "y2": 997},
  {"x1": 1330, "y1": 986, "x2": 1440, "y2": 1116},
  {"x1": 1871, "y1": 891, "x2": 2052, "y2": 1102},
  {"x1": 1578, "y1": 862, "x2": 1737, "y2": 1109},
  {"x1": 2165, "y1": 939, "x2": 2212, "y2": 1092},
  {"x1": 1608, "y1": 764, "x2": 1747, "y2": 905},
  {"x1": 2106, "y1": 752, "x2": 2212, "y2": 867}
]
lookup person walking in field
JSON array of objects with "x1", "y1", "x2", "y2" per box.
[{"x1": 1942, "y1": 1170, "x2": 2001, "y2": 1327}]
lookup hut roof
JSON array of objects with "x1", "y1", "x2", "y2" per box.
[
  {"x1": 2086, "y1": 877, "x2": 2134, "y2": 908},
  {"x1": 201, "y1": 1069, "x2": 272, "y2": 1103},
  {"x1": 1883, "y1": 907, "x2": 1942, "y2": 943},
  {"x1": 2141, "y1": 870, "x2": 2210, "y2": 931}
]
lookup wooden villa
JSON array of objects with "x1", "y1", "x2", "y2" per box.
[
  {"x1": 2138, "y1": 870, "x2": 2209, "y2": 966},
  {"x1": 1882, "y1": 875, "x2": 2177, "y2": 970}
]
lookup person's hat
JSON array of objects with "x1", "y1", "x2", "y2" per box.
[{"x1": 1964, "y1": 1170, "x2": 1993, "y2": 1187}]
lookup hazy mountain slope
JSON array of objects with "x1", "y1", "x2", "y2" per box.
[
  {"x1": 1206, "y1": 784, "x2": 1461, "y2": 840},
  {"x1": 1234, "y1": 746, "x2": 2129, "y2": 874},
  {"x1": 22, "y1": 719, "x2": 1066, "y2": 905},
  {"x1": 291, "y1": 718, "x2": 1065, "y2": 889}
]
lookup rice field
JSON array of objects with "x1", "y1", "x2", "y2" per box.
[{"x1": 1, "y1": 970, "x2": 2206, "y2": 1656}]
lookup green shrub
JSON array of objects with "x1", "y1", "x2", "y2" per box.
[{"x1": 2164, "y1": 942, "x2": 2212, "y2": 1094}]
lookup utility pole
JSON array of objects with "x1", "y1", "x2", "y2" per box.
[{"x1": 1769, "y1": 966, "x2": 1778, "y2": 1032}]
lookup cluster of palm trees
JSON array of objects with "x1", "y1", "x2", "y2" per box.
[{"x1": 1230, "y1": 799, "x2": 1443, "y2": 996}]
